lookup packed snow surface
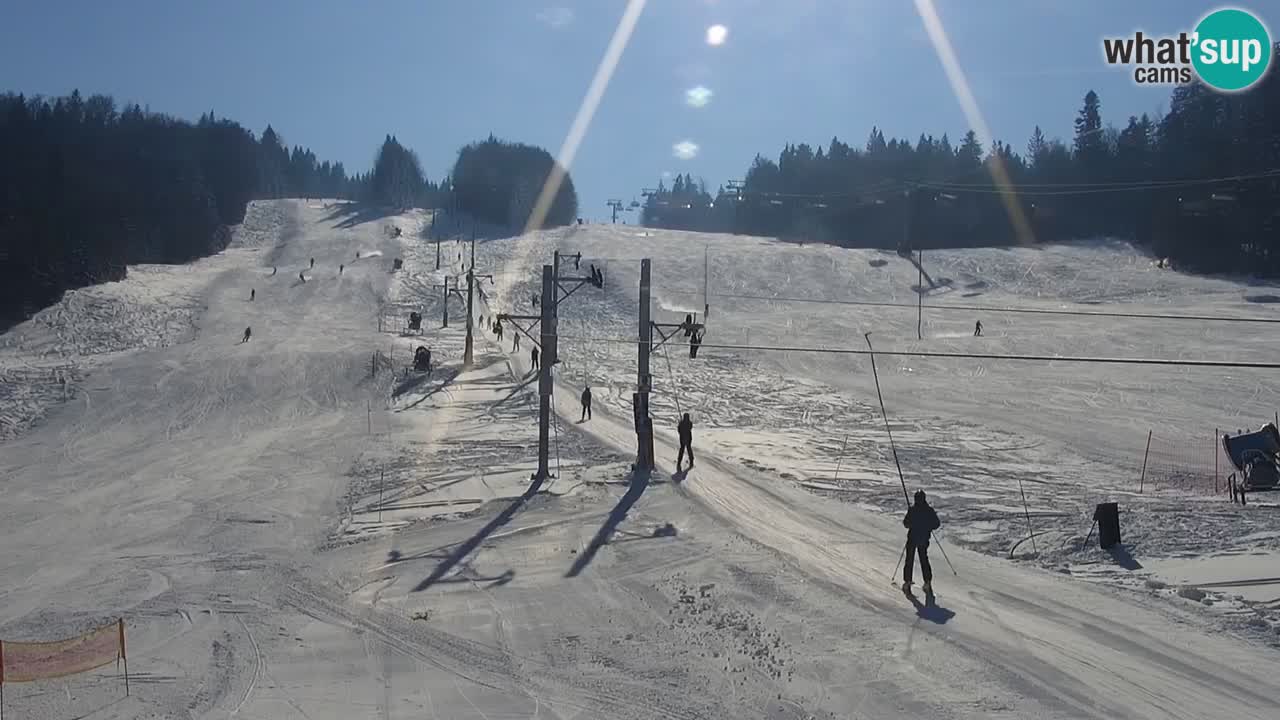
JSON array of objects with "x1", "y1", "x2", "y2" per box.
[{"x1": 1, "y1": 202, "x2": 1278, "y2": 719}]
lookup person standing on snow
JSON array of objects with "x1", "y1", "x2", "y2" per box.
[
  {"x1": 250, "y1": 288, "x2": 255, "y2": 301},
  {"x1": 974, "y1": 320, "x2": 983, "y2": 337},
  {"x1": 531, "y1": 347, "x2": 539, "y2": 371},
  {"x1": 580, "y1": 385, "x2": 592, "y2": 422},
  {"x1": 902, "y1": 490, "x2": 941, "y2": 594},
  {"x1": 677, "y1": 413, "x2": 695, "y2": 470},
  {"x1": 241, "y1": 326, "x2": 252, "y2": 344}
]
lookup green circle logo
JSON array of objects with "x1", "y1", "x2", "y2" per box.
[{"x1": 1192, "y1": 8, "x2": 1272, "y2": 92}]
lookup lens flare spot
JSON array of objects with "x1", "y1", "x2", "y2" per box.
[
  {"x1": 673, "y1": 140, "x2": 699, "y2": 160},
  {"x1": 685, "y1": 85, "x2": 713, "y2": 108},
  {"x1": 706, "y1": 24, "x2": 728, "y2": 46}
]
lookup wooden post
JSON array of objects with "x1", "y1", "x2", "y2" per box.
[
  {"x1": 118, "y1": 619, "x2": 129, "y2": 696},
  {"x1": 1214, "y1": 428, "x2": 1220, "y2": 494},
  {"x1": 703, "y1": 246, "x2": 710, "y2": 320},
  {"x1": 1139, "y1": 429, "x2": 1153, "y2": 494},
  {"x1": 832, "y1": 434, "x2": 850, "y2": 483},
  {"x1": 1018, "y1": 477, "x2": 1037, "y2": 555},
  {"x1": 917, "y1": 248, "x2": 923, "y2": 341}
]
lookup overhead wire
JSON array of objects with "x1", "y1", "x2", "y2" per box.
[
  {"x1": 922, "y1": 168, "x2": 1280, "y2": 189},
  {"x1": 655, "y1": 289, "x2": 1280, "y2": 325},
  {"x1": 556, "y1": 335, "x2": 1280, "y2": 369}
]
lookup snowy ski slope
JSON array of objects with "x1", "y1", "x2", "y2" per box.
[
  {"x1": 488, "y1": 223, "x2": 1280, "y2": 635},
  {"x1": 1, "y1": 202, "x2": 1278, "y2": 719}
]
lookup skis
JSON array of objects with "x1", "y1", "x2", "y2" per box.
[{"x1": 899, "y1": 581, "x2": 937, "y2": 599}]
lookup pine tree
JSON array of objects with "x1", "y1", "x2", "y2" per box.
[
  {"x1": 956, "y1": 130, "x2": 983, "y2": 172},
  {"x1": 1027, "y1": 126, "x2": 1048, "y2": 169}
]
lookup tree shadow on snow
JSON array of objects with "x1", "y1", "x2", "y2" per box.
[
  {"x1": 396, "y1": 367, "x2": 462, "y2": 410},
  {"x1": 904, "y1": 590, "x2": 955, "y2": 624},
  {"x1": 566, "y1": 470, "x2": 652, "y2": 578},
  {"x1": 321, "y1": 202, "x2": 400, "y2": 229},
  {"x1": 392, "y1": 369, "x2": 435, "y2": 398},
  {"x1": 412, "y1": 475, "x2": 544, "y2": 592},
  {"x1": 492, "y1": 374, "x2": 539, "y2": 407}
]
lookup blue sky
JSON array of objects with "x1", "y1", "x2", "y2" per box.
[{"x1": 0, "y1": 0, "x2": 1260, "y2": 219}]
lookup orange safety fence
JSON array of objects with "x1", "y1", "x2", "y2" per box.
[{"x1": 0, "y1": 619, "x2": 125, "y2": 684}]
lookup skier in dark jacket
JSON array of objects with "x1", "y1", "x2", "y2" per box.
[
  {"x1": 676, "y1": 413, "x2": 694, "y2": 470},
  {"x1": 903, "y1": 490, "x2": 941, "y2": 593},
  {"x1": 580, "y1": 385, "x2": 592, "y2": 421},
  {"x1": 530, "y1": 347, "x2": 539, "y2": 371}
]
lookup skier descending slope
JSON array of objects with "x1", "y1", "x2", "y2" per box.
[{"x1": 902, "y1": 490, "x2": 941, "y2": 594}]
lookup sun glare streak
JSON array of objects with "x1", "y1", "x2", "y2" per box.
[
  {"x1": 525, "y1": 0, "x2": 648, "y2": 233},
  {"x1": 913, "y1": 0, "x2": 1035, "y2": 245}
]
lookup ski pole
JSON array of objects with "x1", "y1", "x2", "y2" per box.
[
  {"x1": 892, "y1": 542, "x2": 907, "y2": 581},
  {"x1": 934, "y1": 538, "x2": 958, "y2": 576}
]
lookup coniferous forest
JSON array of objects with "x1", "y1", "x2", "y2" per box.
[
  {"x1": 0, "y1": 93, "x2": 574, "y2": 329},
  {"x1": 5, "y1": 66, "x2": 1276, "y2": 331},
  {"x1": 643, "y1": 55, "x2": 1280, "y2": 277},
  {"x1": 450, "y1": 136, "x2": 579, "y2": 229}
]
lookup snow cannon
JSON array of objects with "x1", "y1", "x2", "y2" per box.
[
  {"x1": 413, "y1": 346, "x2": 432, "y2": 372},
  {"x1": 1222, "y1": 423, "x2": 1280, "y2": 505}
]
